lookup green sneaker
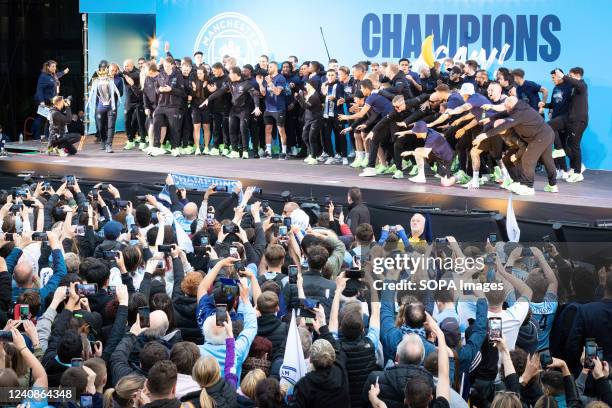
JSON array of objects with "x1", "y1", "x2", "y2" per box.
[
  {"x1": 185, "y1": 146, "x2": 196, "y2": 155},
  {"x1": 431, "y1": 163, "x2": 438, "y2": 174},
  {"x1": 392, "y1": 170, "x2": 404, "y2": 179},
  {"x1": 350, "y1": 157, "x2": 362, "y2": 168},
  {"x1": 138, "y1": 142, "x2": 147, "y2": 150},
  {"x1": 242, "y1": 151, "x2": 249, "y2": 159},
  {"x1": 493, "y1": 166, "x2": 503, "y2": 182},
  {"x1": 451, "y1": 156, "x2": 460, "y2": 173},
  {"x1": 228, "y1": 150, "x2": 240, "y2": 159},
  {"x1": 123, "y1": 141, "x2": 136, "y2": 150},
  {"x1": 171, "y1": 148, "x2": 181, "y2": 157},
  {"x1": 219, "y1": 144, "x2": 225, "y2": 152},
  {"x1": 376, "y1": 165, "x2": 388, "y2": 175},
  {"x1": 401, "y1": 160, "x2": 412, "y2": 171},
  {"x1": 163, "y1": 144, "x2": 172, "y2": 153},
  {"x1": 221, "y1": 148, "x2": 230, "y2": 157},
  {"x1": 383, "y1": 164, "x2": 397, "y2": 174},
  {"x1": 306, "y1": 156, "x2": 318, "y2": 165},
  {"x1": 203, "y1": 146, "x2": 210, "y2": 155},
  {"x1": 544, "y1": 184, "x2": 559, "y2": 193},
  {"x1": 408, "y1": 166, "x2": 419, "y2": 177},
  {"x1": 209, "y1": 147, "x2": 219, "y2": 156},
  {"x1": 359, "y1": 158, "x2": 369, "y2": 168},
  {"x1": 501, "y1": 178, "x2": 514, "y2": 190}
]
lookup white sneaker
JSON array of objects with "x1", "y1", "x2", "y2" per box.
[
  {"x1": 348, "y1": 150, "x2": 356, "y2": 159},
  {"x1": 317, "y1": 152, "x2": 329, "y2": 162},
  {"x1": 566, "y1": 173, "x2": 584, "y2": 183},
  {"x1": 581, "y1": 163, "x2": 586, "y2": 174},
  {"x1": 408, "y1": 174, "x2": 427, "y2": 183},
  {"x1": 464, "y1": 179, "x2": 480, "y2": 189},
  {"x1": 359, "y1": 167, "x2": 377, "y2": 177},
  {"x1": 514, "y1": 184, "x2": 535, "y2": 196},
  {"x1": 552, "y1": 149, "x2": 566, "y2": 159},
  {"x1": 324, "y1": 157, "x2": 335, "y2": 165},
  {"x1": 342, "y1": 157, "x2": 349, "y2": 165}
]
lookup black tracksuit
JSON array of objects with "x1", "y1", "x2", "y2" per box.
[
  {"x1": 153, "y1": 67, "x2": 185, "y2": 148},
  {"x1": 378, "y1": 72, "x2": 413, "y2": 101},
  {"x1": 143, "y1": 74, "x2": 159, "y2": 130},
  {"x1": 227, "y1": 78, "x2": 260, "y2": 151},
  {"x1": 180, "y1": 71, "x2": 196, "y2": 148},
  {"x1": 123, "y1": 69, "x2": 146, "y2": 142},
  {"x1": 485, "y1": 100, "x2": 556, "y2": 187},
  {"x1": 322, "y1": 80, "x2": 346, "y2": 157},
  {"x1": 296, "y1": 90, "x2": 323, "y2": 157},
  {"x1": 48, "y1": 106, "x2": 81, "y2": 154},
  {"x1": 207, "y1": 74, "x2": 232, "y2": 148}
]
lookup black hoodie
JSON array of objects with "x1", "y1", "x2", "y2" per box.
[
  {"x1": 289, "y1": 326, "x2": 350, "y2": 408},
  {"x1": 256, "y1": 314, "x2": 288, "y2": 361},
  {"x1": 142, "y1": 398, "x2": 181, "y2": 408},
  {"x1": 361, "y1": 364, "x2": 434, "y2": 408}
]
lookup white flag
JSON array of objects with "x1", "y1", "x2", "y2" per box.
[
  {"x1": 506, "y1": 195, "x2": 520, "y2": 242},
  {"x1": 279, "y1": 310, "x2": 307, "y2": 397}
]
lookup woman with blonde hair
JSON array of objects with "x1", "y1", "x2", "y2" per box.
[
  {"x1": 490, "y1": 391, "x2": 522, "y2": 408},
  {"x1": 102, "y1": 374, "x2": 145, "y2": 408},
  {"x1": 180, "y1": 355, "x2": 237, "y2": 408},
  {"x1": 237, "y1": 369, "x2": 266, "y2": 407}
]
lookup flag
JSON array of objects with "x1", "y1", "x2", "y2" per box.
[
  {"x1": 506, "y1": 195, "x2": 520, "y2": 242},
  {"x1": 279, "y1": 310, "x2": 307, "y2": 398}
]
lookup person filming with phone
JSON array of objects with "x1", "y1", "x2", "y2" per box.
[{"x1": 48, "y1": 95, "x2": 82, "y2": 157}]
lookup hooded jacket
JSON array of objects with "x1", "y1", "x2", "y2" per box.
[
  {"x1": 173, "y1": 293, "x2": 202, "y2": 344},
  {"x1": 361, "y1": 364, "x2": 434, "y2": 408},
  {"x1": 256, "y1": 314, "x2": 288, "y2": 362},
  {"x1": 142, "y1": 398, "x2": 181, "y2": 408},
  {"x1": 157, "y1": 67, "x2": 185, "y2": 108},
  {"x1": 180, "y1": 379, "x2": 237, "y2": 408}
]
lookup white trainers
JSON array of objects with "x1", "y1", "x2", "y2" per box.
[
  {"x1": 552, "y1": 149, "x2": 566, "y2": 159},
  {"x1": 514, "y1": 184, "x2": 535, "y2": 196},
  {"x1": 566, "y1": 173, "x2": 584, "y2": 183},
  {"x1": 342, "y1": 157, "x2": 349, "y2": 165},
  {"x1": 359, "y1": 167, "x2": 377, "y2": 177},
  {"x1": 324, "y1": 156, "x2": 335, "y2": 165},
  {"x1": 408, "y1": 174, "x2": 426, "y2": 183}
]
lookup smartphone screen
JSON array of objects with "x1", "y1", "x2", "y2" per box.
[
  {"x1": 540, "y1": 349, "x2": 553, "y2": 368},
  {"x1": 229, "y1": 246, "x2": 239, "y2": 258},
  {"x1": 283, "y1": 217, "x2": 292, "y2": 228},
  {"x1": 279, "y1": 225, "x2": 288, "y2": 237},
  {"x1": 19, "y1": 304, "x2": 29, "y2": 320},
  {"x1": 488, "y1": 317, "x2": 502, "y2": 341},
  {"x1": 76, "y1": 283, "x2": 98, "y2": 296},
  {"x1": 488, "y1": 233, "x2": 497, "y2": 244},
  {"x1": 585, "y1": 339, "x2": 597, "y2": 368},
  {"x1": 71, "y1": 358, "x2": 83, "y2": 367},
  {"x1": 80, "y1": 395, "x2": 93, "y2": 408},
  {"x1": 288, "y1": 264, "x2": 298, "y2": 284},
  {"x1": 216, "y1": 304, "x2": 227, "y2": 326},
  {"x1": 130, "y1": 224, "x2": 138, "y2": 240},
  {"x1": 139, "y1": 306, "x2": 150, "y2": 328}
]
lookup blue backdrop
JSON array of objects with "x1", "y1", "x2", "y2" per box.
[{"x1": 81, "y1": 0, "x2": 612, "y2": 170}]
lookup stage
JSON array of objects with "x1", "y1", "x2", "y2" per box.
[{"x1": 1, "y1": 134, "x2": 612, "y2": 242}]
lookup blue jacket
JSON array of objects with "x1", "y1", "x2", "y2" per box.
[
  {"x1": 34, "y1": 72, "x2": 63, "y2": 104},
  {"x1": 380, "y1": 280, "x2": 436, "y2": 364},
  {"x1": 458, "y1": 298, "x2": 488, "y2": 374},
  {"x1": 8, "y1": 247, "x2": 68, "y2": 310}
]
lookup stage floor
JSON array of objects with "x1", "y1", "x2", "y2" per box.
[{"x1": 2, "y1": 134, "x2": 612, "y2": 223}]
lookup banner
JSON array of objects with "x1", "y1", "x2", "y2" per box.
[
  {"x1": 506, "y1": 195, "x2": 521, "y2": 242},
  {"x1": 37, "y1": 105, "x2": 51, "y2": 120},
  {"x1": 170, "y1": 173, "x2": 240, "y2": 192},
  {"x1": 280, "y1": 310, "x2": 308, "y2": 399}
]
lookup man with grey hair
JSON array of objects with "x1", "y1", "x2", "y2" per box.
[
  {"x1": 289, "y1": 307, "x2": 350, "y2": 408},
  {"x1": 362, "y1": 333, "x2": 434, "y2": 408},
  {"x1": 122, "y1": 58, "x2": 146, "y2": 150}
]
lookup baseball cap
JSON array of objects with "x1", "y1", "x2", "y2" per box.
[
  {"x1": 412, "y1": 121, "x2": 428, "y2": 134},
  {"x1": 459, "y1": 83, "x2": 475, "y2": 96}
]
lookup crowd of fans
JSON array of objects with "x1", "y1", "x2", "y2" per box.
[{"x1": 0, "y1": 174, "x2": 610, "y2": 408}]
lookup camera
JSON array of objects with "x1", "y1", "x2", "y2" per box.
[
  {"x1": 271, "y1": 216, "x2": 282, "y2": 224},
  {"x1": 32, "y1": 232, "x2": 48, "y2": 242},
  {"x1": 214, "y1": 185, "x2": 228, "y2": 192},
  {"x1": 223, "y1": 224, "x2": 237, "y2": 234},
  {"x1": 103, "y1": 251, "x2": 119, "y2": 260}
]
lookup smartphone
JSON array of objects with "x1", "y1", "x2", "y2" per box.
[
  {"x1": 345, "y1": 267, "x2": 364, "y2": 279},
  {"x1": 597, "y1": 347, "x2": 604, "y2": 361},
  {"x1": 32, "y1": 231, "x2": 48, "y2": 241},
  {"x1": 505, "y1": 265, "x2": 513, "y2": 274},
  {"x1": 253, "y1": 187, "x2": 263, "y2": 195},
  {"x1": 108, "y1": 286, "x2": 117, "y2": 296},
  {"x1": 10, "y1": 204, "x2": 23, "y2": 213},
  {"x1": 200, "y1": 235, "x2": 209, "y2": 246},
  {"x1": 139, "y1": 306, "x2": 150, "y2": 328},
  {"x1": 3, "y1": 233, "x2": 14, "y2": 242},
  {"x1": 488, "y1": 317, "x2": 502, "y2": 341},
  {"x1": 99, "y1": 183, "x2": 110, "y2": 190},
  {"x1": 233, "y1": 260, "x2": 245, "y2": 272},
  {"x1": 71, "y1": 357, "x2": 83, "y2": 367},
  {"x1": 116, "y1": 200, "x2": 129, "y2": 208},
  {"x1": 333, "y1": 205, "x2": 342, "y2": 217},
  {"x1": 223, "y1": 224, "x2": 237, "y2": 234},
  {"x1": 435, "y1": 237, "x2": 448, "y2": 244},
  {"x1": 262, "y1": 200, "x2": 270, "y2": 211},
  {"x1": 136, "y1": 195, "x2": 147, "y2": 202},
  {"x1": 288, "y1": 264, "x2": 299, "y2": 284},
  {"x1": 130, "y1": 224, "x2": 138, "y2": 240},
  {"x1": 156, "y1": 260, "x2": 165, "y2": 270},
  {"x1": 65, "y1": 175, "x2": 76, "y2": 186},
  {"x1": 76, "y1": 283, "x2": 98, "y2": 296},
  {"x1": 271, "y1": 216, "x2": 282, "y2": 224},
  {"x1": 229, "y1": 245, "x2": 239, "y2": 258},
  {"x1": 220, "y1": 278, "x2": 239, "y2": 302},
  {"x1": 0, "y1": 330, "x2": 13, "y2": 342},
  {"x1": 214, "y1": 185, "x2": 228, "y2": 192},
  {"x1": 279, "y1": 225, "x2": 288, "y2": 236},
  {"x1": 206, "y1": 212, "x2": 215, "y2": 225},
  {"x1": 22, "y1": 199, "x2": 34, "y2": 207},
  {"x1": 159, "y1": 244, "x2": 175, "y2": 254},
  {"x1": 324, "y1": 195, "x2": 332, "y2": 206},
  {"x1": 488, "y1": 233, "x2": 497, "y2": 244},
  {"x1": 216, "y1": 304, "x2": 228, "y2": 326},
  {"x1": 42, "y1": 182, "x2": 51, "y2": 190},
  {"x1": 19, "y1": 304, "x2": 29, "y2": 321},
  {"x1": 76, "y1": 225, "x2": 86, "y2": 236},
  {"x1": 540, "y1": 349, "x2": 553, "y2": 368},
  {"x1": 585, "y1": 338, "x2": 597, "y2": 369},
  {"x1": 283, "y1": 217, "x2": 292, "y2": 228},
  {"x1": 103, "y1": 250, "x2": 119, "y2": 260},
  {"x1": 521, "y1": 247, "x2": 533, "y2": 257}
]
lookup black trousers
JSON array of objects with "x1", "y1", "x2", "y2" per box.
[
  {"x1": 519, "y1": 129, "x2": 556, "y2": 188},
  {"x1": 322, "y1": 116, "x2": 345, "y2": 157},
  {"x1": 211, "y1": 111, "x2": 230, "y2": 148},
  {"x1": 285, "y1": 108, "x2": 301, "y2": 150},
  {"x1": 229, "y1": 109, "x2": 250, "y2": 151},
  {"x1": 125, "y1": 103, "x2": 146, "y2": 142},
  {"x1": 549, "y1": 115, "x2": 586, "y2": 172},
  {"x1": 51, "y1": 132, "x2": 81, "y2": 155},
  {"x1": 181, "y1": 106, "x2": 193, "y2": 147},
  {"x1": 153, "y1": 106, "x2": 182, "y2": 148},
  {"x1": 501, "y1": 148, "x2": 522, "y2": 181},
  {"x1": 366, "y1": 121, "x2": 391, "y2": 168},
  {"x1": 302, "y1": 117, "x2": 322, "y2": 157},
  {"x1": 95, "y1": 106, "x2": 117, "y2": 147},
  {"x1": 249, "y1": 112, "x2": 263, "y2": 152},
  {"x1": 393, "y1": 134, "x2": 424, "y2": 168}
]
